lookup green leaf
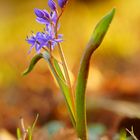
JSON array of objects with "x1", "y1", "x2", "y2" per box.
[
  {"x1": 75, "y1": 8, "x2": 115, "y2": 140},
  {"x1": 89, "y1": 8, "x2": 115, "y2": 50},
  {"x1": 53, "y1": 59, "x2": 65, "y2": 81},
  {"x1": 16, "y1": 128, "x2": 21, "y2": 140},
  {"x1": 43, "y1": 51, "x2": 76, "y2": 127},
  {"x1": 22, "y1": 53, "x2": 43, "y2": 76},
  {"x1": 28, "y1": 127, "x2": 32, "y2": 140},
  {"x1": 28, "y1": 114, "x2": 39, "y2": 140}
]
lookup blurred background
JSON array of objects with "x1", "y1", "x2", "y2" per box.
[{"x1": 0, "y1": 0, "x2": 140, "y2": 139}]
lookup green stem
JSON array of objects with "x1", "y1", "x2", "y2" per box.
[
  {"x1": 57, "y1": 43, "x2": 76, "y2": 121},
  {"x1": 55, "y1": 9, "x2": 76, "y2": 126},
  {"x1": 44, "y1": 51, "x2": 76, "y2": 126},
  {"x1": 75, "y1": 46, "x2": 93, "y2": 140},
  {"x1": 50, "y1": 57, "x2": 76, "y2": 127}
]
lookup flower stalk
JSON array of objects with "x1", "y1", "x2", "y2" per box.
[
  {"x1": 57, "y1": 43, "x2": 76, "y2": 114},
  {"x1": 55, "y1": 6, "x2": 76, "y2": 124}
]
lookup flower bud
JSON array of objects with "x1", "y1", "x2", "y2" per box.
[
  {"x1": 48, "y1": 0, "x2": 57, "y2": 11},
  {"x1": 34, "y1": 9, "x2": 44, "y2": 18},
  {"x1": 58, "y1": 0, "x2": 68, "y2": 8}
]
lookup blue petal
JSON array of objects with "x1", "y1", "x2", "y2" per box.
[
  {"x1": 55, "y1": 38, "x2": 63, "y2": 42},
  {"x1": 27, "y1": 39, "x2": 35, "y2": 44},
  {"x1": 58, "y1": 34, "x2": 63, "y2": 37},
  {"x1": 35, "y1": 44, "x2": 42, "y2": 53},
  {"x1": 50, "y1": 11, "x2": 57, "y2": 23},
  {"x1": 28, "y1": 44, "x2": 34, "y2": 54},
  {"x1": 36, "y1": 32, "x2": 41, "y2": 36},
  {"x1": 48, "y1": 0, "x2": 57, "y2": 11},
  {"x1": 36, "y1": 17, "x2": 49, "y2": 24},
  {"x1": 34, "y1": 8, "x2": 45, "y2": 18},
  {"x1": 43, "y1": 10, "x2": 50, "y2": 19},
  {"x1": 26, "y1": 36, "x2": 35, "y2": 44},
  {"x1": 58, "y1": 0, "x2": 68, "y2": 8}
]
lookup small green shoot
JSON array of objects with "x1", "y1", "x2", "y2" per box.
[
  {"x1": 16, "y1": 114, "x2": 39, "y2": 140},
  {"x1": 17, "y1": 127, "x2": 22, "y2": 140}
]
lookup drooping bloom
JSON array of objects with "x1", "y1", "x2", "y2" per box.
[{"x1": 58, "y1": 0, "x2": 68, "y2": 8}]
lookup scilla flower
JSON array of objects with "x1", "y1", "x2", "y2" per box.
[
  {"x1": 27, "y1": 32, "x2": 45, "y2": 53},
  {"x1": 26, "y1": 0, "x2": 66, "y2": 53},
  {"x1": 27, "y1": 30, "x2": 63, "y2": 53}
]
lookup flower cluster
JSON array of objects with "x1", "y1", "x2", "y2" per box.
[{"x1": 27, "y1": 0, "x2": 68, "y2": 53}]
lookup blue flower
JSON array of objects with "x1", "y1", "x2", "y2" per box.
[
  {"x1": 27, "y1": 0, "x2": 66, "y2": 54},
  {"x1": 46, "y1": 24, "x2": 63, "y2": 48},
  {"x1": 58, "y1": 0, "x2": 68, "y2": 8},
  {"x1": 50, "y1": 11, "x2": 57, "y2": 24},
  {"x1": 27, "y1": 32, "x2": 45, "y2": 53},
  {"x1": 34, "y1": 8, "x2": 57, "y2": 25},
  {"x1": 27, "y1": 30, "x2": 63, "y2": 53}
]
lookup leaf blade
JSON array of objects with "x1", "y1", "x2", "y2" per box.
[
  {"x1": 75, "y1": 8, "x2": 115, "y2": 139},
  {"x1": 43, "y1": 51, "x2": 76, "y2": 127},
  {"x1": 89, "y1": 8, "x2": 115, "y2": 50},
  {"x1": 22, "y1": 53, "x2": 43, "y2": 76}
]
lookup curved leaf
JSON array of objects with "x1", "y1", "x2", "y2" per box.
[
  {"x1": 75, "y1": 8, "x2": 115, "y2": 140},
  {"x1": 22, "y1": 53, "x2": 43, "y2": 76}
]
